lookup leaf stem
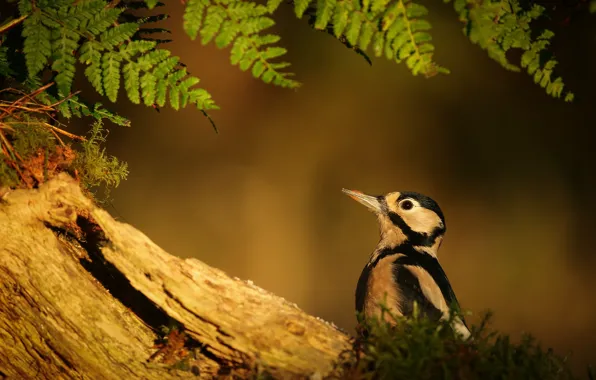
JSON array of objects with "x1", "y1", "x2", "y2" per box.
[{"x1": 0, "y1": 15, "x2": 29, "y2": 35}]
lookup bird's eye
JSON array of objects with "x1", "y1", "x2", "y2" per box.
[{"x1": 400, "y1": 200, "x2": 414, "y2": 210}]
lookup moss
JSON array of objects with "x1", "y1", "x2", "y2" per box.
[{"x1": 332, "y1": 307, "x2": 583, "y2": 380}]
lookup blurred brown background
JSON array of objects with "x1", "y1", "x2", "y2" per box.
[{"x1": 77, "y1": 3, "x2": 595, "y2": 374}]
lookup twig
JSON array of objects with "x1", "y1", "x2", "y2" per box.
[
  {"x1": 0, "y1": 15, "x2": 29, "y2": 35},
  {"x1": 0, "y1": 83, "x2": 55, "y2": 120},
  {"x1": 1, "y1": 121, "x2": 87, "y2": 142},
  {"x1": 0, "y1": 130, "x2": 21, "y2": 162},
  {"x1": 50, "y1": 129, "x2": 66, "y2": 147}
]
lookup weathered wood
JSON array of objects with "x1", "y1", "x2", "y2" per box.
[{"x1": 0, "y1": 174, "x2": 352, "y2": 379}]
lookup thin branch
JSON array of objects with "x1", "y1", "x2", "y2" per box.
[{"x1": 0, "y1": 15, "x2": 28, "y2": 35}]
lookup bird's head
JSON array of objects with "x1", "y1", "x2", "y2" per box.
[{"x1": 342, "y1": 189, "x2": 446, "y2": 253}]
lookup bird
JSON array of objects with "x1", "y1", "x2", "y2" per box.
[{"x1": 342, "y1": 188, "x2": 470, "y2": 339}]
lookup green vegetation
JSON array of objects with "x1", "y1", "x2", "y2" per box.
[
  {"x1": 0, "y1": 1, "x2": 592, "y2": 377},
  {"x1": 0, "y1": 0, "x2": 590, "y2": 196},
  {"x1": 332, "y1": 306, "x2": 587, "y2": 380}
]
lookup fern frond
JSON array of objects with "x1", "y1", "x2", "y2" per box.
[
  {"x1": 521, "y1": 30, "x2": 573, "y2": 102},
  {"x1": 295, "y1": 0, "x2": 314, "y2": 18},
  {"x1": 449, "y1": 0, "x2": 572, "y2": 101},
  {"x1": 51, "y1": 27, "x2": 79, "y2": 95},
  {"x1": 81, "y1": 41, "x2": 105, "y2": 95},
  {"x1": 266, "y1": 0, "x2": 284, "y2": 13},
  {"x1": 0, "y1": 47, "x2": 14, "y2": 77},
  {"x1": 123, "y1": 62, "x2": 141, "y2": 104},
  {"x1": 102, "y1": 52, "x2": 122, "y2": 102},
  {"x1": 100, "y1": 22, "x2": 139, "y2": 47},
  {"x1": 301, "y1": 0, "x2": 446, "y2": 77},
  {"x1": 183, "y1": 0, "x2": 300, "y2": 88},
  {"x1": 184, "y1": 0, "x2": 209, "y2": 40},
  {"x1": 22, "y1": 10, "x2": 52, "y2": 78},
  {"x1": 80, "y1": 6, "x2": 122, "y2": 35}
]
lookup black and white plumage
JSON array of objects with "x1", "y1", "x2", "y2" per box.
[{"x1": 342, "y1": 188, "x2": 470, "y2": 339}]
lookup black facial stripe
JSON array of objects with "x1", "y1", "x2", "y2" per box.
[
  {"x1": 355, "y1": 262, "x2": 370, "y2": 314},
  {"x1": 388, "y1": 211, "x2": 445, "y2": 247},
  {"x1": 397, "y1": 191, "x2": 445, "y2": 226},
  {"x1": 369, "y1": 244, "x2": 467, "y2": 327},
  {"x1": 393, "y1": 264, "x2": 442, "y2": 321}
]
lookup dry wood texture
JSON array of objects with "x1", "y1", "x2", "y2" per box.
[{"x1": 0, "y1": 174, "x2": 352, "y2": 379}]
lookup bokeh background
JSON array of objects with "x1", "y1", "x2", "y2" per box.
[{"x1": 77, "y1": 3, "x2": 596, "y2": 374}]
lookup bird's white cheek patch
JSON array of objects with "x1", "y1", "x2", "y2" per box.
[{"x1": 403, "y1": 208, "x2": 442, "y2": 235}]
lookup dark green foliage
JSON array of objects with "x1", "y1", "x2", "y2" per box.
[
  {"x1": 334, "y1": 306, "x2": 580, "y2": 380},
  {"x1": 0, "y1": 0, "x2": 589, "y2": 195},
  {"x1": 448, "y1": 0, "x2": 573, "y2": 102},
  {"x1": 297, "y1": 0, "x2": 448, "y2": 77},
  {"x1": 16, "y1": 0, "x2": 218, "y2": 110},
  {"x1": 182, "y1": 0, "x2": 299, "y2": 88}
]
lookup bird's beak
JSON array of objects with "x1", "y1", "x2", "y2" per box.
[{"x1": 342, "y1": 188, "x2": 383, "y2": 214}]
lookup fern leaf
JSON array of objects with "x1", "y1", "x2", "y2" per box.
[
  {"x1": 188, "y1": 88, "x2": 218, "y2": 110},
  {"x1": 51, "y1": 27, "x2": 79, "y2": 95},
  {"x1": 102, "y1": 52, "x2": 122, "y2": 102},
  {"x1": 123, "y1": 62, "x2": 141, "y2": 104},
  {"x1": 18, "y1": 0, "x2": 33, "y2": 15},
  {"x1": 187, "y1": 0, "x2": 299, "y2": 88},
  {"x1": 520, "y1": 30, "x2": 572, "y2": 101},
  {"x1": 81, "y1": 7, "x2": 122, "y2": 35},
  {"x1": 136, "y1": 49, "x2": 170, "y2": 71},
  {"x1": 119, "y1": 40, "x2": 157, "y2": 58},
  {"x1": 100, "y1": 23, "x2": 139, "y2": 47},
  {"x1": 169, "y1": 85, "x2": 180, "y2": 110},
  {"x1": 448, "y1": 0, "x2": 572, "y2": 100},
  {"x1": 315, "y1": 0, "x2": 336, "y2": 30},
  {"x1": 215, "y1": 20, "x2": 241, "y2": 48},
  {"x1": 153, "y1": 57, "x2": 180, "y2": 79},
  {"x1": 184, "y1": 0, "x2": 208, "y2": 40},
  {"x1": 333, "y1": 2, "x2": 350, "y2": 37},
  {"x1": 145, "y1": 0, "x2": 161, "y2": 9},
  {"x1": 295, "y1": 0, "x2": 315, "y2": 17},
  {"x1": 140, "y1": 71, "x2": 157, "y2": 106},
  {"x1": 267, "y1": 0, "x2": 284, "y2": 13},
  {"x1": 346, "y1": 12, "x2": 364, "y2": 46},
  {"x1": 0, "y1": 47, "x2": 14, "y2": 77},
  {"x1": 155, "y1": 79, "x2": 167, "y2": 107},
  {"x1": 22, "y1": 10, "x2": 52, "y2": 78},
  {"x1": 85, "y1": 62, "x2": 104, "y2": 95},
  {"x1": 201, "y1": 6, "x2": 227, "y2": 45}
]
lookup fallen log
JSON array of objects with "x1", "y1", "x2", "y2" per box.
[{"x1": 0, "y1": 174, "x2": 352, "y2": 379}]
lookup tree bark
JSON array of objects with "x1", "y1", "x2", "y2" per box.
[{"x1": 0, "y1": 174, "x2": 352, "y2": 379}]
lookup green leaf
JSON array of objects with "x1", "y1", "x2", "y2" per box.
[
  {"x1": 123, "y1": 62, "x2": 141, "y2": 104},
  {"x1": 102, "y1": 52, "x2": 122, "y2": 102},
  {"x1": 140, "y1": 71, "x2": 157, "y2": 106},
  {"x1": 201, "y1": 6, "x2": 226, "y2": 45},
  {"x1": 294, "y1": 0, "x2": 313, "y2": 18},
  {"x1": 51, "y1": 27, "x2": 79, "y2": 95},
  {"x1": 184, "y1": 0, "x2": 208, "y2": 39},
  {"x1": 315, "y1": 0, "x2": 336, "y2": 30},
  {"x1": 22, "y1": 10, "x2": 52, "y2": 78},
  {"x1": 267, "y1": 0, "x2": 284, "y2": 13},
  {"x1": 82, "y1": 7, "x2": 122, "y2": 35},
  {"x1": 100, "y1": 23, "x2": 139, "y2": 47},
  {"x1": 346, "y1": 12, "x2": 364, "y2": 46},
  {"x1": 145, "y1": 0, "x2": 160, "y2": 9}
]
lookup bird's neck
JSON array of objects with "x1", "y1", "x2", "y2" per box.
[{"x1": 369, "y1": 235, "x2": 440, "y2": 267}]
